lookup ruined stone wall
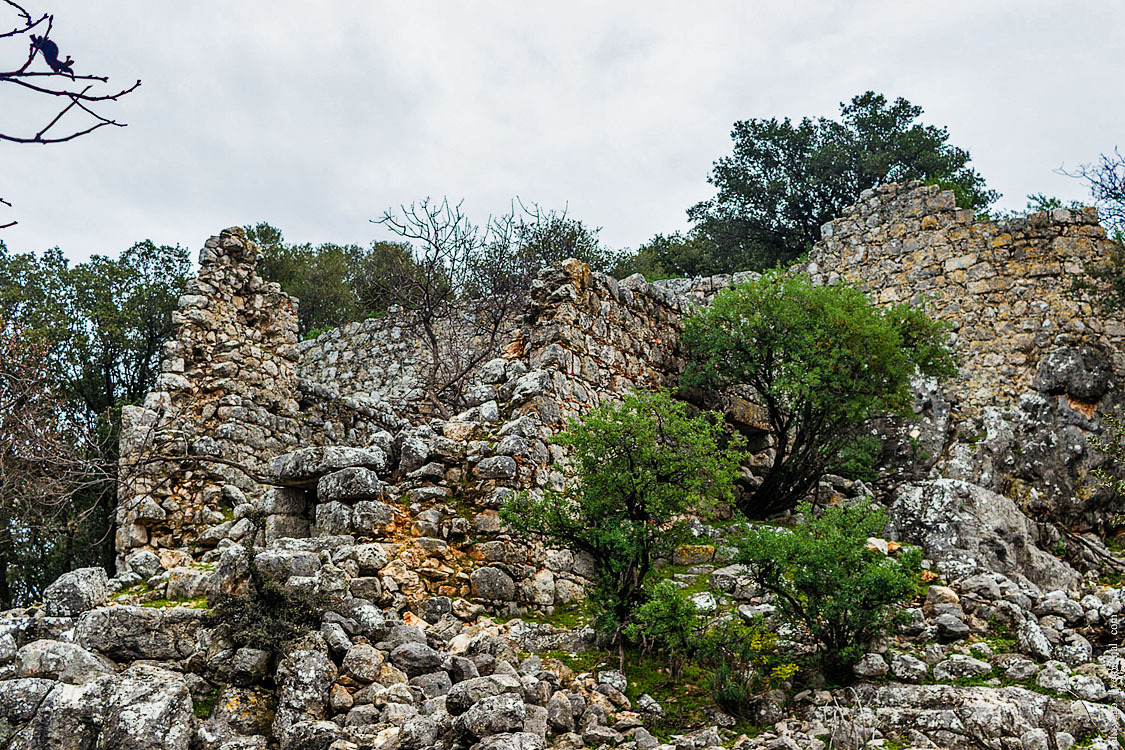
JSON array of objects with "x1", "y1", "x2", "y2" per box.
[
  {"x1": 116, "y1": 228, "x2": 303, "y2": 566},
  {"x1": 117, "y1": 184, "x2": 1125, "y2": 576},
  {"x1": 806, "y1": 181, "x2": 1125, "y2": 418}
]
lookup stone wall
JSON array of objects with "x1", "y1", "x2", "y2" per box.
[
  {"x1": 116, "y1": 183, "x2": 1125, "y2": 580},
  {"x1": 116, "y1": 228, "x2": 303, "y2": 567},
  {"x1": 805, "y1": 181, "x2": 1125, "y2": 418}
]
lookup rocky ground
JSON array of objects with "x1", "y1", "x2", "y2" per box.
[{"x1": 3, "y1": 464, "x2": 1125, "y2": 750}]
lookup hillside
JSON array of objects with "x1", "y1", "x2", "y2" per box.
[{"x1": 2, "y1": 181, "x2": 1124, "y2": 750}]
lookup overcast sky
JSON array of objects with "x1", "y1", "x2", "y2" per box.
[{"x1": 2, "y1": 1, "x2": 1123, "y2": 263}]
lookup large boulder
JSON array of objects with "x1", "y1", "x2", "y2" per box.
[
  {"x1": 4, "y1": 676, "x2": 113, "y2": 749},
  {"x1": 269, "y1": 446, "x2": 389, "y2": 488},
  {"x1": 15, "y1": 640, "x2": 115, "y2": 684},
  {"x1": 887, "y1": 479, "x2": 1080, "y2": 590},
  {"x1": 76, "y1": 605, "x2": 206, "y2": 661},
  {"x1": 455, "y1": 693, "x2": 527, "y2": 740},
  {"x1": 470, "y1": 567, "x2": 516, "y2": 601},
  {"x1": 101, "y1": 664, "x2": 194, "y2": 750},
  {"x1": 273, "y1": 644, "x2": 337, "y2": 740},
  {"x1": 1032, "y1": 345, "x2": 1113, "y2": 402},
  {"x1": 42, "y1": 566, "x2": 108, "y2": 617},
  {"x1": 317, "y1": 466, "x2": 386, "y2": 502},
  {"x1": 446, "y1": 674, "x2": 522, "y2": 715}
]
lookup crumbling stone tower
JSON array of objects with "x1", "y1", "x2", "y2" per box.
[{"x1": 116, "y1": 228, "x2": 302, "y2": 567}]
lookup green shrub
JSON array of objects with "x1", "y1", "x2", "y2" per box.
[
  {"x1": 696, "y1": 616, "x2": 797, "y2": 717},
  {"x1": 501, "y1": 389, "x2": 743, "y2": 638},
  {"x1": 682, "y1": 271, "x2": 955, "y2": 518},
  {"x1": 623, "y1": 580, "x2": 704, "y2": 679},
  {"x1": 829, "y1": 434, "x2": 882, "y2": 483},
  {"x1": 734, "y1": 501, "x2": 921, "y2": 681}
]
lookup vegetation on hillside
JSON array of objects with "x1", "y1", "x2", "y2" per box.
[
  {"x1": 0, "y1": 240, "x2": 189, "y2": 605},
  {"x1": 501, "y1": 389, "x2": 743, "y2": 645},
  {"x1": 681, "y1": 270, "x2": 956, "y2": 518}
]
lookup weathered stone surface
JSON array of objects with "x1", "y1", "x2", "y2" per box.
[
  {"x1": 390, "y1": 641, "x2": 444, "y2": 677},
  {"x1": 76, "y1": 606, "x2": 205, "y2": 661},
  {"x1": 888, "y1": 479, "x2": 1080, "y2": 589},
  {"x1": 343, "y1": 643, "x2": 384, "y2": 683},
  {"x1": 852, "y1": 653, "x2": 889, "y2": 679},
  {"x1": 4, "y1": 676, "x2": 112, "y2": 749},
  {"x1": 43, "y1": 567, "x2": 108, "y2": 617},
  {"x1": 250, "y1": 549, "x2": 323, "y2": 582},
  {"x1": 933, "y1": 654, "x2": 993, "y2": 681},
  {"x1": 101, "y1": 664, "x2": 194, "y2": 750},
  {"x1": 15, "y1": 640, "x2": 114, "y2": 684},
  {"x1": 273, "y1": 646, "x2": 337, "y2": 740},
  {"x1": 270, "y1": 446, "x2": 389, "y2": 487},
  {"x1": 455, "y1": 692, "x2": 527, "y2": 739},
  {"x1": 1032, "y1": 345, "x2": 1112, "y2": 402},
  {"x1": 446, "y1": 674, "x2": 523, "y2": 715},
  {"x1": 0, "y1": 678, "x2": 57, "y2": 723},
  {"x1": 471, "y1": 567, "x2": 516, "y2": 601},
  {"x1": 317, "y1": 466, "x2": 386, "y2": 502}
]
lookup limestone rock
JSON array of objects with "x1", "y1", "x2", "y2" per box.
[
  {"x1": 455, "y1": 692, "x2": 527, "y2": 739},
  {"x1": 888, "y1": 479, "x2": 1080, "y2": 589},
  {"x1": 269, "y1": 446, "x2": 389, "y2": 488},
  {"x1": 15, "y1": 640, "x2": 114, "y2": 684},
  {"x1": 43, "y1": 566, "x2": 108, "y2": 617},
  {"x1": 77, "y1": 605, "x2": 205, "y2": 661}
]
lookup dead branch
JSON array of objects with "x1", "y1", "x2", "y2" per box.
[{"x1": 1, "y1": 1, "x2": 140, "y2": 222}]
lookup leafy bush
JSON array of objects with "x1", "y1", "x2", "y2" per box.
[
  {"x1": 734, "y1": 502, "x2": 922, "y2": 681},
  {"x1": 624, "y1": 580, "x2": 795, "y2": 716},
  {"x1": 623, "y1": 580, "x2": 704, "y2": 679},
  {"x1": 501, "y1": 389, "x2": 743, "y2": 637},
  {"x1": 697, "y1": 616, "x2": 797, "y2": 716},
  {"x1": 207, "y1": 573, "x2": 331, "y2": 654},
  {"x1": 682, "y1": 270, "x2": 955, "y2": 518}
]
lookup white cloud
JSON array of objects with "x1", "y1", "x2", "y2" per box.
[{"x1": 3, "y1": 0, "x2": 1123, "y2": 261}]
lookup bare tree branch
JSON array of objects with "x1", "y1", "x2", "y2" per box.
[
  {"x1": 1, "y1": 1, "x2": 141, "y2": 224},
  {"x1": 1061, "y1": 148, "x2": 1125, "y2": 236},
  {"x1": 0, "y1": 197, "x2": 14, "y2": 229}
]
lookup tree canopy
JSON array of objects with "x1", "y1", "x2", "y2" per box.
[
  {"x1": 671, "y1": 92, "x2": 997, "y2": 275},
  {"x1": 245, "y1": 222, "x2": 415, "y2": 338},
  {"x1": 0, "y1": 240, "x2": 189, "y2": 604},
  {"x1": 681, "y1": 271, "x2": 956, "y2": 518}
]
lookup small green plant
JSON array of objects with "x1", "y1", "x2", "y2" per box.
[
  {"x1": 734, "y1": 501, "x2": 922, "y2": 681},
  {"x1": 501, "y1": 389, "x2": 743, "y2": 643},
  {"x1": 193, "y1": 686, "x2": 220, "y2": 718},
  {"x1": 623, "y1": 580, "x2": 705, "y2": 679},
  {"x1": 1053, "y1": 539, "x2": 1068, "y2": 558},
  {"x1": 696, "y1": 616, "x2": 797, "y2": 717}
]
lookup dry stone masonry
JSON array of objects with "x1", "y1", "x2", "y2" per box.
[
  {"x1": 5, "y1": 182, "x2": 1124, "y2": 749},
  {"x1": 116, "y1": 228, "x2": 303, "y2": 567},
  {"x1": 806, "y1": 180, "x2": 1124, "y2": 417}
]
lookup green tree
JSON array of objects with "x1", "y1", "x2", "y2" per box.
[
  {"x1": 514, "y1": 209, "x2": 620, "y2": 275},
  {"x1": 0, "y1": 240, "x2": 189, "y2": 598},
  {"x1": 501, "y1": 389, "x2": 742, "y2": 640},
  {"x1": 688, "y1": 92, "x2": 997, "y2": 272},
  {"x1": 247, "y1": 222, "x2": 418, "y2": 337},
  {"x1": 735, "y1": 502, "x2": 922, "y2": 681},
  {"x1": 612, "y1": 230, "x2": 719, "y2": 280},
  {"x1": 681, "y1": 271, "x2": 955, "y2": 518}
]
